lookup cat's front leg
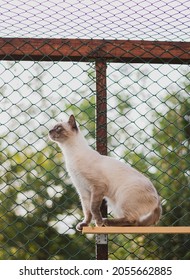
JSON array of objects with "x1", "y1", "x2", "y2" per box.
[
  {"x1": 90, "y1": 191, "x2": 104, "y2": 227},
  {"x1": 76, "y1": 192, "x2": 92, "y2": 231}
]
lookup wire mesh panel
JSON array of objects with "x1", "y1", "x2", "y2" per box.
[
  {"x1": 107, "y1": 63, "x2": 190, "y2": 259},
  {"x1": 0, "y1": 60, "x2": 97, "y2": 259},
  {"x1": 0, "y1": 0, "x2": 190, "y2": 260},
  {"x1": 0, "y1": 0, "x2": 189, "y2": 41}
]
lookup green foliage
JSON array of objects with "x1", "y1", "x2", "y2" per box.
[
  {"x1": 146, "y1": 89, "x2": 190, "y2": 259},
  {"x1": 0, "y1": 144, "x2": 94, "y2": 259}
]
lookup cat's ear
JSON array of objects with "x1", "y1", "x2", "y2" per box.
[{"x1": 68, "y1": 115, "x2": 78, "y2": 131}]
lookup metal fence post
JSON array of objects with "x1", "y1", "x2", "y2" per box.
[{"x1": 95, "y1": 60, "x2": 108, "y2": 260}]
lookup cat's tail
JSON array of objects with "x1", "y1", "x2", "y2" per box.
[{"x1": 138, "y1": 201, "x2": 162, "y2": 226}]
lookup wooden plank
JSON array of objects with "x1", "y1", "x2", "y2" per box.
[
  {"x1": 0, "y1": 38, "x2": 189, "y2": 63},
  {"x1": 82, "y1": 226, "x2": 190, "y2": 234}
]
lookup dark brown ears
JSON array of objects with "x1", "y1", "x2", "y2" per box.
[{"x1": 68, "y1": 115, "x2": 78, "y2": 131}]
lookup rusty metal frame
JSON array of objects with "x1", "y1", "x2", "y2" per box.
[{"x1": 0, "y1": 38, "x2": 189, "y2": 63}]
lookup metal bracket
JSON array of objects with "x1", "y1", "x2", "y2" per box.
[{"x1": 96, "y1": 234, "x2": 108, "y2": 244}]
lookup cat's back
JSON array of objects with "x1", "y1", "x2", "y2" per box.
[
  {"x1": 99, "y1": 155, "x2": 155, "y2": 190},
  {"x1": 100, "y1": 155, "x2": 142, "y2": 178}
]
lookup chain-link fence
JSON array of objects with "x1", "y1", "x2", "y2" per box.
[{"x1": 0, "y1": 0, "x2": 190, "y2": 260}]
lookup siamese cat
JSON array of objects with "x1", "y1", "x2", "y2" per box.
[{"x1": 49, "y1": 115, "x2": 161, "y2": 231}]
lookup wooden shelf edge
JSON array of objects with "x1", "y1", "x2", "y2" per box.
[{"x1": 82, "y1": 226, "x2": 190, "y2": 234}]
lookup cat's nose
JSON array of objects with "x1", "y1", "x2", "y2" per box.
[{"x1": 49, "y1": 129, "x2": 54, "y2": 134}]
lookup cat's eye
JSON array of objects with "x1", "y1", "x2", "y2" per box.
[{"x1": 56, "y1": 126, "x2": 63, "y2": 132}]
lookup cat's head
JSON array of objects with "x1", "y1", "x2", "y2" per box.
[{"x1": 49, "y1": 115, "x2": 78, "y2": 144}]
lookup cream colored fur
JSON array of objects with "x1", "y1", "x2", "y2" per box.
[{"x1": 49, "y1": 115, "x2": 162, "y2": 231}]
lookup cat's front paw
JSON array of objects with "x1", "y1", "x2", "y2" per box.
[{"x1": 76, "y1": 222, "x2": 88, "y2": 231}]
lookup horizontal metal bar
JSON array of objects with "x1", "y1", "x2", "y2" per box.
[
  {"x1": 0, "y1": 38, "x2": 189, "y2": 63},
  {"x1": 82, "y1": 226, "x2": 190, "y2": 234}
]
